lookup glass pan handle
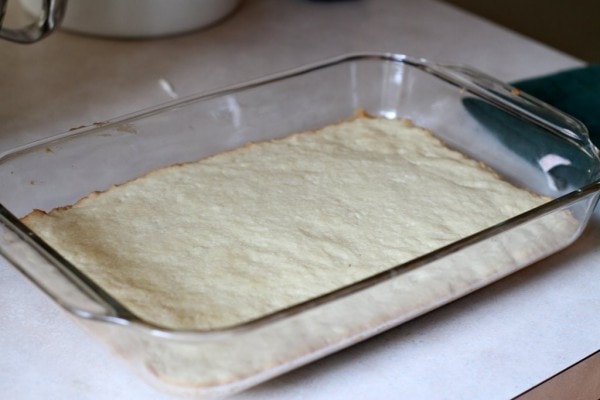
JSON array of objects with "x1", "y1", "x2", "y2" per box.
[
  {"x1": 415, "y1": 60, "x2": 598, "y2": 159},
  {"x1": 0, "y1": 204, "x2": 117, "y2": 319}
]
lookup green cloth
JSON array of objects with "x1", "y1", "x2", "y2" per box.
[
  {"x1": 461, "y1": 65, "x2": 600, "y2": 190},
  {"x1": 513, "y1": 64, "x2": 600, "y2": 146}
]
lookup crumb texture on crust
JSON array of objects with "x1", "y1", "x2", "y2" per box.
[{"x1": 21, "y1": 117, "x2": 548, "y2": 330}]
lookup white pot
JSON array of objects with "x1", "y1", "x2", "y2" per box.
[{"x1": 20, "y1": 0, "x2": 242, "y2": 38}]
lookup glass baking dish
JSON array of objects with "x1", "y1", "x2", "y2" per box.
[{"x1": 1, "y1": 53, "x2": 599, "y2": 398}]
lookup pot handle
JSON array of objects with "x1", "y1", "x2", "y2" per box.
[{"x1": 0, "y1": 0, "x2": 67, "y2": 43}]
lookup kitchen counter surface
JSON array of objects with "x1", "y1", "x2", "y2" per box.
[{"x1": 1, "y1": 1, "x2": 598, "y2": 399}]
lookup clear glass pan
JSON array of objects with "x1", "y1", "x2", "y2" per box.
[{"x1": 1, "y1": 53, "x2": 599, "y2": 398}]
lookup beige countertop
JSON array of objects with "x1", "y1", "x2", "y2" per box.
[{"x1": 1, "y1": 1, "x2": 598, "y2": 399}]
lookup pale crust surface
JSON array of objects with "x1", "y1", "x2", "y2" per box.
[{"x1": 22, "y1": 117, "x2": 547, "y2": 329}]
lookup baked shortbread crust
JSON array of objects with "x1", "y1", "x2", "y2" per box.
[{"x1": 22, "y1": 116, "x2": 548, "y2": 330}]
